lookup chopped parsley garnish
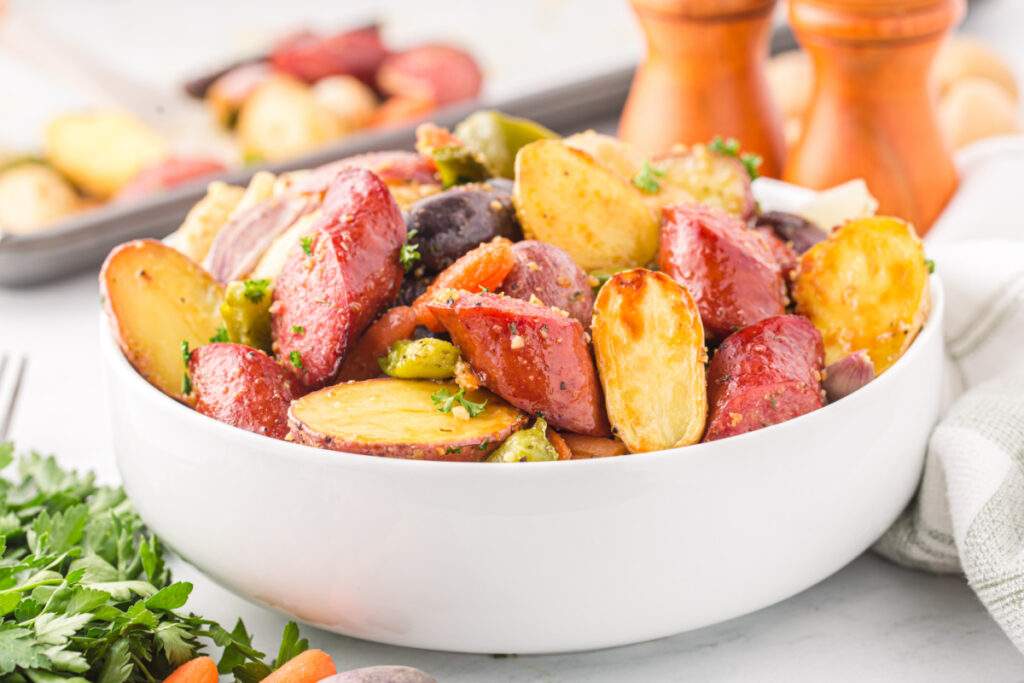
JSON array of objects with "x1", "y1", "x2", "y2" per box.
[
  {"x1": 708, "y1": 135, "x2": 762, "y2": 180},
  {"x1": 289, "y1": 351, "x2": 303, "y2": 370},
  {"x1": 180, "y1": 340, "x2": 192, "y2": 365},
  {"x1": 431, "y1": 387, "x2": 487, "y2": 418},
  {"x1": 291, "y1": 325, "x2": 305, "y2": 335},
  {"x1": 925, "y1": 258, "x2": 936, "y2": 274},
  {"x1": 182, "y1": 372, "x2": 192, "y2": 395},
  {"x1": 209, "y1": 326, "x2": 230, "y2": 343},
  {"x1": 300, "y1": 236, "x2": 313, "y2": 256},
  {"x1": 180, "y1": 340, "x2": 193, "y2": 395},
  {"x1": 632, "y1": 161, "x2": 665, "y2": 194},
  {"x1": 242, "y1": 278, "x2": 271, "y2": 303},
  {"x1": 399, "y1": 229, "x2": 422, "y2": 272}
]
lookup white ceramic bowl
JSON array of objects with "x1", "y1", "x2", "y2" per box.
[{"x1": 101, "y1": 277, "x2": 944, "y2": 654}]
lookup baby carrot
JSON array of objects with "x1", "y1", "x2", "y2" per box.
[
  {"x1": 164, "y1": 656, "x2": 217, "y2": 683},
  {"x1": 337, "y1": 306, "x2": 419, "y2": 381},
  {"x1": 413, "y1": 237, "x2": 515, "y2": 331},
  {"x1": 262, "y1": 649, "x2": 337, "y2": 683}
]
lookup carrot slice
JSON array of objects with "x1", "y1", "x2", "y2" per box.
[
  {"x1": 164, "y1": 657, "x2": 217, "y2": 683},
  {"x1": 547, "y1": 429, "x2": 573, "y2": 461},
  {"x1": 413, "y1": 236, "x2": 515, "y2": 331},
  {"x1": 262, "y1": 650, "x2": 337, "y2": 683},
  {"x1": 336, "y1": 306, "x2": 419, "y2": 381},
  {"x1": 559, "y1": 433, "x2": 629, "y2": 459}
]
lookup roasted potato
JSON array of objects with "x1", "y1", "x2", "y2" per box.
[
  {"x1": 101, "y1": 240, "x2": 224, "y2": 402},
  {"x1": 271, "y1": 25, "x2": 387, "y2": 86},
  {"x1": 206, "y1": 62, "x2": 272, "y2": 129},
  {"x1": 794, "y1": 216, "x2": 930, "y2": 373},
  {"x1": 454, "y1": 110, "x2": 557, "y2": 179},
  {"x1": 429, "y1": 292, "x2": 609, "y2": 436},
  {"x1": 514, "y1": 139, "x2": 659, "y2": 271},
  {"x1": 236, "y1": 75, "x2": 342, "y2": 163},
  {"x1": 166, "y1": 182, "x2": 246, "y2": 263},
  {"x1": 44, "y1": 111, "x2": 168, "y2": 198},
  {"x1": 659, "y1": 205, "x2": 786, "y2": 343},
  {"x1": 822, "y1": 350, "x2": 875, "y2": 402},
  {"x1": 312, "y1": 75, "x2": 378, "y2": 133},
  {"x1": 939, "y1": 77, "x2": 1021, "y2": 150},
  {"x1": 501, "y1": 240, "x2": 594, "y2": 326},
  {"x1": 558, "y1": 433, "x2": 629, "y2": 459},
  {"x1": 753, "y1": 226, "x2": 799, "y2": 281},
  {"x1": 0, "y1": 162, "x2": 82, "y2": 234},
  {"x1": 288, "y1": 379, "x2": 526, "y2": 460},
  {"x1": 203, "y1": 194, "x2": 315, "y2": 282},
  {"x1": 116, "y1": 157, "x2": 226, "y2": 200},
  {"x1": 591, "y1": 269, "x2": 707, "y2": 453},
  {"x1": 563, "y1": 130, "x2": 645, "y2": 182},
  {"x1": 290, "y1": 151, "x2": 441, "y2": 210},
  {"x1": 406, "y1": 183, "x2": 521, "y2": 273},
  {"x1": 377, "y1": 45, "x2": 483, "y2": 106},
  {"x1": 649, "y1": 144, "x2": 755, "y2": 219},
  {"x1": 704, "y1": 315, "x2": 825, "y2": 441},
  {"x1": 272, "y1": 168, "x2": 406, "y2": 389},
  {"x1": 189, "y1": 343, "x2": 296, "y2": 439}
]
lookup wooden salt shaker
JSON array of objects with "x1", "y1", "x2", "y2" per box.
[
  {"x1": 785, "y1": 0, "x2": 964, "y2": 233},
  {"x1": 619, "y1": 0, "x2": 785, "y2": 177}
]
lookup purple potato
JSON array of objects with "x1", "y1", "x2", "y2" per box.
[
  {"x1": 501, "y1": 240, "x2": 594, "y2": 325},
  {"x1": 822, "y1": 350, "x2": 875, "y2": 402}
]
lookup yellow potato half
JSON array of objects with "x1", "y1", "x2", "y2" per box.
[
  {"x1": 794, "y1": 216, "x2": 930, "y2": 373},
  {"x1": 101, "y1": 240, "x2": 224, "y2": 402},
  {"x1": 513, "y1": 139, "x2": 659, "y2": 271},
  {"x1": 592, "y1": 269, "x2": 707, "y2": 453}
]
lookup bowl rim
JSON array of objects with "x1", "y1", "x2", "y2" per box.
[{"x1": 102, "y1": 277, "x2": 944, "y2": 473}]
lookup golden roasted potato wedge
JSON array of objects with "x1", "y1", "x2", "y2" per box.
[
  {"x1": 44, "y1": 111, "x2": 167, "y2": 198},
  {"x1": 165, "y1": 181, "x2": 245, "y2": 262},
  {"x1": 513, "y1": 139, "x2": 659, "y2": 271},
  {"x1": 288, "y1": 379, "x2": 528, "y2": 461},
  {"x1": 794, "y1": 216, "x2": 930, "y2": 373},
  {"x1": 563, "y1": 130, "x2": 645, "y2": 182},
  {"x1": 591, "y1": 269, "x2": 707, "y2": 453},
  {"x1": 237, "y1": 75, "x2": 342, "y2": 162},
  {"x1": 101, "y1": 240, "x2": 224, "y2": 403}
]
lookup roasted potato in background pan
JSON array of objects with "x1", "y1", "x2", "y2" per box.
[
  {"x1": 0, "y1": 162, "x2": 82, "y2": 234},
  {"x1": 514, "y1": 139, "x2": 659, "y2": 271},
  {"x1": 101, "y1": 240, "x2": 224, "y2": 403},
  {"x1": 288, "y1": 379, "x2": 526, "y2": 460},
  {"x1": 592, "y1": 269, "x2": 707, "y2": 453},
  {"x1": 794, "y1": 216, "x2": 930, "y2": 373},
  {"x1": 45, "y1": 111, "x2": 168, "y2": 199},
  {"x1": 237, "y1": 75, "x2": 342, "y2": 163}
]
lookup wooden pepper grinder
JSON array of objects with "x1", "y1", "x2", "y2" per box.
[
  {"x1": 619, "y1": 0, "x2": 785, "y2": 177},
  {"x1": 785, "y1": 0, "x2": 964, "y2": 234}
]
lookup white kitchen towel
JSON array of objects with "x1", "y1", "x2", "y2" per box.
[{"x1": 872, "y1": 136, "x2": 1024, "y2": 652}]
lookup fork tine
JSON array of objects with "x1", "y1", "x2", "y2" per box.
[{"x1": 0, "y1": 353, "x2": 27, "y2": 442}]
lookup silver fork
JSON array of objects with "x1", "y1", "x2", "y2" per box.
[{"x1": 0, "y1": 353, "x2": 27, "y2": 441}]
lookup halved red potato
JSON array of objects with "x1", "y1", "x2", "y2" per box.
[
  {"x1": 289, "y1": 151, "x2": 441, "y2": 210},
  {"x1": 793, "y1": 216, "x2": 930, "y2": 373},
  {"x1": 377, "y1": 45, "x2": 483, "y2": 106},
  {"x1": 288, "y1": 379, "x2": 526, "y2": 460},
  {"x1": 649, "y1": 144, "x2": 755, "y2": 219},
  {"x1": 592, "y1": 269, "x2": 707, "y2": 453},
  {"x1": 271, "y1": 168, "x2": 405, "y2": 390},
  {"x1": 271, "y1": 25, "x2": 388, "y2": 86},
  {"x1": 116, "y1": 157, "x2": 226, "y2": 201},
  {"x1": 659, "y1": 204, "x2": 786, "y2": 344},
  {"x1": 189, "y1": 343, "x2": 296, "y2": 439},
  {"x1": 753, "y1": 225, "x2": 799, "y2": 281},
  {"x1": 514, "y1": 139, "x2": 659, "y2": 271},
  {"x1": 704, "y1": 315, "x2": 824, "y2": 442},
  {"x1": 428, "y1": 292, "x2": 610, "y2": 436},
  {"x1": 501, "y1": 240, "x2": 594, "y2": 325},
  {"x1": 100, "y1": 240, "x2": 224, "y2": 403}
]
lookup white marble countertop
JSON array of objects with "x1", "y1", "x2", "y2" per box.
[{"x1": 3, "y1": 0, "x2": 1024, "y2": 679}]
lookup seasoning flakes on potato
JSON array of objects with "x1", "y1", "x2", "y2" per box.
[
  {"x1": 101, "y1": 240, "x2": 224, "y2": 403},
  {"x1": 513, "y1": 139, "x2": 659, "y2": 271},
  {"x1": 288, "y1": 379, "x2": 526, "y2": 460},
  {"x1": 793, "y1": 216, "x2": 930, "y2": 373},
  {"x1": 592, "y1": 269, "x2": 707, "y2": 453}
]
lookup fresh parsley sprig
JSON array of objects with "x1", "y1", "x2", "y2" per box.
[
  {"x1": 707, "y1": 135, "x2": 763, "y2": 180},
  {"x1": 431, "y1": 388, "x2": 487, "y2": 418},
  {"x1": 399, "y1": 230, "x2": 422, "y2": 273},
  {"x1": 632, "y1": 161, "x2": 665, "y2": 194},
  {"x1": 0, "y1": 443, "x2": 315, "y2": 683}
]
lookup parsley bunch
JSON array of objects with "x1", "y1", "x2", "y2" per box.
[{"x1": 0, "y1": 443, "x2": 310, "y2": 683}]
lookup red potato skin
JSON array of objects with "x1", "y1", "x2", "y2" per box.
[
  {"x1": 290, "y1": 151, "x2": 438, "y2": 195},
  {"x1": 271, "y1": 168, "x2": 405, "y2": 389},
  {"x1": 659, "y1": 205, "x2": 787, "y2": 344},
  {"x1": 501, "y1": 240, "x2": 594, "y2": 326},
  {"x1": 270, "y1": 26, "x2": 388, "y2": 86},
  {"x1": 189, "y1": 343, "x2": 297, "y2": 439},
  {"x1": 704, "y1": 315, "x2": 825, "y2": 442},
  {"x1": 377, "y1": 45, "x2": 482, "y2": 106},
  {"x1": 429, "y1": 293, "x2": 610, "y2": 436},
  {"x1": 753, "y1": 226, "x2": 799, "y2": 283},
  {"x1": 116, "y1": 157, "x2": 226, "y2": 200}
]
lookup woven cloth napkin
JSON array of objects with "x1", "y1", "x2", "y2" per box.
[{"x1": 867, "y1": 137, "x2": 1024, "y2": 652}]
